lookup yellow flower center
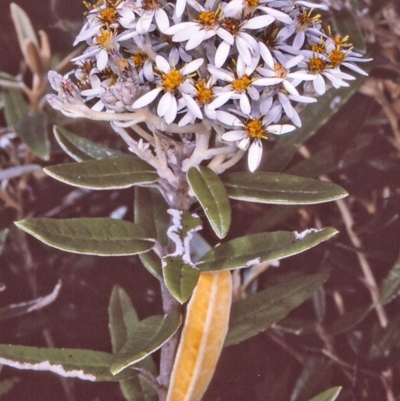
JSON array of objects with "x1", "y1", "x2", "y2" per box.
[
  {"x1": 161, "y1": 69, "x2": 184, "y2": 92},
  {"x1": 99, "y1": 7, "x2": 118, "y2": 24},
  {"x1": 245, "y1": 118, "x2": 267, "y2": 139},
  {"x1": 274, "y1": 62, "x2": 287, "y2": 79},
  {"x1": 328, "y1": 48, "x2": 346, "y2": 67},
  {"x1": 232, "y1": 75, "x2": 252, "y2": 93},
  {"x1": 195, "y1": 79, "x2": 213, "y2": 104},
  {"x1": 308, "y1": 57, "x2": 326, "y2": 73},
  {"x1": 132, "y1": 53, "x2": 148, "y2": 70},
  {"x1": 198, "y1": 11, "x2": 219, "y2": 29},
  {"x1": 296, "y1": 10, "x2": 321, "y2": 31},
  {"x1": 245, "y1": 0, "x2": 260, "y2": 8},
  {"x1": 95, "y1": 28, "x2": 114, "y2": 50},
  {"x1": 311, "y1": 43, "x2": 325, "y2": 53},
  {"x1": 101, "y1": 67, "x2": 117, "y2": 85},
  {"x1": 221, "y1": 17, "x2": 241, "y2": 36}
]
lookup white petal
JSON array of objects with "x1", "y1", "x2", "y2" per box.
[
  {"x1": 179, "y1": 111, "x2": 195, "y2": 127},
  {"x1": 216, "y1": 111, "x2": 242, "y2": 127},
  {"x1": 238, "y1": 137, "x2": 250, "y2": 151},
  {"x1": 156, "y1": 55, "x2": 171, "y2": 73},
  {"x1": 259, "y1": 42, "x2": 275, "y2": 70},
  {"x1": 292, "y1": 31, "x2": 305, "y2": 50},
  {"x1": 157, "y1": 91, "x2": 173, "y2": 117},
  {"x1": 181, "y1": 58, "x2": 204, "y2": 75},
  {"x1": 342, "y1": 62, "x2": 368, "y2": 76},
  {"x1": 253, "y1": 77, "x2": 283, "y2": 86},
  {"x1": 313, "y1": 74, "x2": 326, "y2": 95},
  {"x1": 186, "y1": 29, "x2": 208, "y2": 50},
  {"x1": 285, "y1": 55, "x2": 304, "y2": 69},
  {"x1": 289, "y1": 94, "x2": 317, "y2": 103},
  {"x1": 175, "y1": 0, "x2": 187, "y2": 18},
  {"x1": 214, "y1": 41, "x2": 231, "y2": 68},
  {"x1": 240, "y1": 93, "x2": 251, "y2": 115},
  {"x1": 132, "y1": 87, "x2": 162, "y2": 109},
  {"x1": 236, "y1": 37, "x2": 252, "y2": 65},
  {"x1": 248, "y1": 139, "x2": 263, "y2": 172},
  {"x1": 242, "y1": 15, "x2": 275, "y2": 30},
  {"x1": 164, "y1": 95, "x2": 178, "y2": 124},
  {"x1": 173, "y1": 25, "x2": 200, "y2": 42},
  {"x1": 96, "y1": 49, "x2": 108, "y2": 71},
  {"x1": 155, "y1": 9, "x2": 170, "y2": 32},
  {"x1": 216, "y1": 28, "x2": 234, "y2": 45},
  {"x1": 137, "y1": 12, "x2": 154, "y2": 34},
  {"x1": 288, "y1": 71, "x2": 315, "y2": 81},
  {"x1": 258, "y1": 6, "x2": 292, "y2": 24},
  {"x1": 182, "y1": 93, "x2": 203, "y2": 119},
  {"x1": 207, "y1": 65, "x2": 234, "y2": 82},
  {"x1": 247, "y1": 86, "x2": 260, "y2": 100},
  {"x1": 222, "y1": 0, "x2": 244, "y2": 17},
  {"x1": 278, "y1": 92, "x2": 293, "y2": 118},
  {"x1": 282, "y1": 80, "x2": 299, "y2": 96},
  {"x1": 222, "y1": 130, "x2": 246, "y2": 141},
  {"x1": 208, "y1": 91, "x2": 234, "y2": 110},
  {"x1": 268, "y1": 124, "x2": 296, "y2": 135},
  {"x1": 166, "y1": 22, "x2": 197, "y2": 36}
]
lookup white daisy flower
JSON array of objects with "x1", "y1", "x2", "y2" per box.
[
  {"x1": 219, "y1": 111, "x2": 296, "y2": 172},
  {"x1": 257, "y1": 54, "x2": 315, "y2": 96},
  {"x1": 132, "y1": 55, "x2": 204, "y2": 124},
  {"x1": 134, "y1": 0, "x2": 170, "y2": 34},
  {"x1": 214, "y1": 3, "x2": 275, "y2": 67},
  {"x1": 208, "y1": 59, "x2": 281, "y2": 114}
]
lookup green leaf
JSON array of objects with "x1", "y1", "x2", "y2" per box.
[
  {"x1": 225, "y1": 273, "x2": 327, "y2": 346},
  {"x1": 108, "y1": 286, "x2": 139, "y2": 354},
  {"x1": 327, "y1": 305, "x2": 371, "y2": 336},
  {"x1": 264, "y1": 80, "x2": 366, "y2": 172},
  {"x1": 0, "y1": 71, "x2": 22, "y2": 89},
  {"x1": 53, "y1": 125, "x2": 128, "y2": 161},
  {"x1": 198, "y1": 228, "x2": 338, "y2": 271},
  {"x1": 10, "y1": 3, "x2": 38, "y2": 51},
  {"x1": 15, "y1": 218, "x2": 155, "y2": 256},
  {"x1": 162, "y1": 256, "x2": 200, "y2": 304},
  {"x1": 0, "y1": 344, "x2": 134, "y2": 381},
  {"x1": 4, "y1": 89, "x2": 28, "y2": 130},
  {"x1": 111, "y1": 312, "x2": 181, "y2": 375},
  {"x1": 222, "y1": 172, "x2": 348, "y2": 204},
  {"x1": 307, "y1": 387, "x2": 342, "y2": 401},
  {"x1": 139, "y1": 251, "x2": 163, "y2": 280},
  {"x1": 44, "y1": 158, "x2": 157, "y2": 190},
  {"x1": 18, "y1": 111, "x2": 50, "y2": 160},
  {"x1": 134, "y1": 187, "x2": 169, "y2": 245},
  {"x1": 380, "y1": 252, "x2": 400, "y2": 305},
  {"x1": 108, "y1": 287, "x2": 158, "y2": 401},
  {"x1": 187, "y1": 166, "x2": 231, "y2": 238}
]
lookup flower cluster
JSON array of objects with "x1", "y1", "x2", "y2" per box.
[{"x1": 47, "y1": 0, "x2": 370, "y2": 172}]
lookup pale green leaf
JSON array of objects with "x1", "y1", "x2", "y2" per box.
[
  {"x1": 380, "y1": 252, "x2": 400, "y2": 305},
  {"x1": 111, "y1": 312, "x2": 181, "y2": 375},
  {"x1": 108, "y1": 287, "x2": 158, "y2": 401},
  {"x1": 187, "y1": 166, "x2": 231, "y2": 238},
  {"x1": 162, "y1": 256, "x2": 200, "y2": 304},
  {"x1": 53, "y1": 125, "x2": 128, "y2": 161},
  {"x1": 134, "y1": 187, "x2": 169, "y2": 245},
  {"x1": 0, "y1": 344, "x2": 134, "y2": 381},
  {"x1": 4, "y1": 89, "x2": 28, "y2": 129},
  {"x1": 0, "y1": 71, "x2": 22, "y2": 89},
  {"x1": 10, "y1": 3, "x2": 38, "y2": 52},
  {"x1": 18, "y1": 112, "x2": 50, "y2": 160},
  {"x1": 225, "y1": 273, "x2": 328, "y2": 346},
  {"x1": 222, "y1": 172, "x2": 348, "y2": 204},
  {"x1": 108, "y1": 286, "x2": 139, "y2": 354},
  {"x1": 198, "y1": 228, "x2": 338, "y2": 271},
  {"x1": 307, "y1": 387, "x2": 342, "y2": 401},
  {"x1": 15, "y1": 218, "x2": 155, "y2": 256},
  {"x1": 139, "y1": 251, "x2": 163, "y2": 280},
  {"x1": 44, "y1": 158, "x2": 157, "y2": 190},
  {"x1": 0, "y1": 229, "x2": 9, "y2": 255}
]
